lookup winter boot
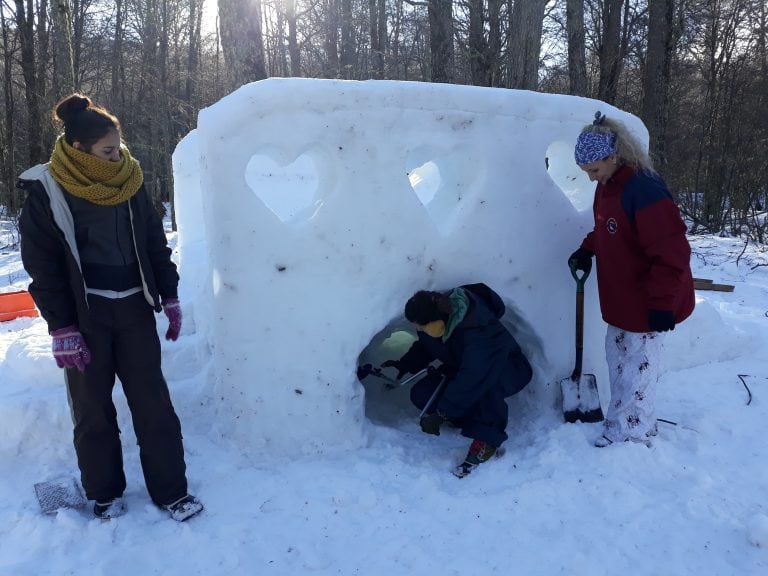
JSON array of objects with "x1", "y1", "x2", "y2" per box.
[
  {"x1": 453, "y1": 440, "x2": 498, "y2": 478},
  {"x1": 93, "y1": 497, "x2": 125, "y2": 519},
  {"x1": 163, "y1": 494, "x2": 204, "y2": 522}
]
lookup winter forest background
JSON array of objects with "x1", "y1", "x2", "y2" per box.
[{"x1": 0, "y1": 0, "x2": 766, "y2": 242}]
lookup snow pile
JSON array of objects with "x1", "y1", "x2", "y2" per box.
[{"x1": 175, "y1": 78, "x2": 646, "y2": 452}]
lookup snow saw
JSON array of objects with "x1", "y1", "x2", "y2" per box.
[
  {"x1": 34, "y1": 475, "x2": 86, "y2": 515},
  {"x1": 561, "y1": 262, "x2": 604, "y2": 423}
]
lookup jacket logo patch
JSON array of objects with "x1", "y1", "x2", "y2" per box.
[{"x1": 606, "y1": 217, "x2": 618, "y2": 234}]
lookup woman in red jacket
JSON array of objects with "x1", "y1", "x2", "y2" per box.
[{"x1": 568, "y1": 112, "x2": 694, "y2": 447}]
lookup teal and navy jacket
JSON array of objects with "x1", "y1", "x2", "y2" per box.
[{"x1": 398, "y1": 284, "x2": 532, "y2": 420}]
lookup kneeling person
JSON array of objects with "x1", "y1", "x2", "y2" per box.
[{"x1": 384, "y1": 284, "x2": 532, "y2": 477}]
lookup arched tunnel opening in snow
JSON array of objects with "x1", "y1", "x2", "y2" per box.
[{"x1": 355, "y1": 302, "x2": 549, "y2": 433}]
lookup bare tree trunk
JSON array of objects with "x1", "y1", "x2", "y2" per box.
[
  {"x1": 156, "y1": 0, "x2": 176, "y2": 226},
  {"x1": 377, "y1": 0, "x2": 387, "y2": 76},
  {"x1": 71, "y1": 0, "x2": 85, "y2": 85},
  {"x1": 159, "y1": 0, "x2": 171, "y2": 203},
  {"x1": 140, "y1": 0, "x2": 161, "y2": 202},
  {"x1": 392, "y1": 0, "x2": 402, "y2": 72},
  {"x1": 52, "y1": 0, "x2": 75, "y2": 97},
  {"x1": 0, "y1": 2, "x2": 19, "y2": 214},
  {"x1": 468, "y1": 0, "x2": 488, "y2": 85},
  {"x1": 339, "y1": 0, "x2": 353, "y2": 77},
  {"x1": 110, "y1": 0, "x2": 124, "y2": 110},
  {"x1": 758, "y1": 0, "x2": 767, "y2": 75},
  {"x1": 508, "y1": 0, "x2": 547, "y2": 90},
  {"x1": 324, "y1": 0, "x2": 340, "y2": 76},
  {"x1": 597, "y1": 0, "x2": 623, "y2": 103},
  {"x1": 487, "y1": 0, "x2": 503, "y2": 86},
  {"x1": 218, "y1": 0, "x2": 268, "y2": 87},
  {"x1": 36, "y1": 0, "x2": 49, "y2": 111},
  {"x1": 14, "y1": 0, "x2": 44, "y2": 165},
  {"x1": 369, "y1": 0, "x2": 379, "y2": 77},
  {"x1": 261, "y1": 2, "x2": 274, "y2": 75},
  {"x1": 186, "y1": 0, "x2": 202, "y2": 114},
  {"x1": 641, "y1": 0, "x2": 675, "y2": 169},
  {"x1": 273, "y1": 1, "x2": 289, "y2": 76},
  {"x1": 566, "y1": 0, "x2": 587, "y2": 96},
  {"x1": 428, "y1": 0, "x2": 454, "y2": 83},
  {"x1": 286, "y1": 0, "x2": 300, "y2": 76}
]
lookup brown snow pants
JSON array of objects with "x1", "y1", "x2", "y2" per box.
[{"x1": 64, "y1": 292, "x2": 187, "y2": 505}]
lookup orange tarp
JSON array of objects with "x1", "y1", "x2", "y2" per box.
[{"x1": 0, "y1": 290, "x2": 39, "y2": 322}]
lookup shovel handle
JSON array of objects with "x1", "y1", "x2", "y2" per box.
[
  {"x1": 570, "y1": 261, "x2": 590, "y2": 380},
  {"x1": 572, "y1": 291, "x2": 584, "y2": 380},
  {"x1": 569, "y1": 260, "x2": 590, "y2": 290}
]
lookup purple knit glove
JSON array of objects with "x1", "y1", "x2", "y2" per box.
[
  {"x1": 50, "y1": 325, "x2": 91, "y2": 372},
  {"x1": 162, "y1": 298, "x2": 182, "y2": 341}
]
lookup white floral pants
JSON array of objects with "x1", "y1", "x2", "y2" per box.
[{"x1": 602, "y1": 324, "x2": 664, "y2": 443}]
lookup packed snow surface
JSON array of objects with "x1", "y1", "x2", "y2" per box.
[{"x1": 0, "y1": 80, "x2": 766, "y2": 575}]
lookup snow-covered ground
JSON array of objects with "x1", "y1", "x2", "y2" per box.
[
  {"x1": 0, "y1": 220, "x2": 767, "y2": 574},
  {"x1": 1, "y1": 79, "x2": 766, "y2": 574}
]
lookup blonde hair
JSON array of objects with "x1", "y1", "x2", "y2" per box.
[{"x1": 580, "y1": 113, "x2": 654, "y2": 173}]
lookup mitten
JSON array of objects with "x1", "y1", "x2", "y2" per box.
[
  {"x1": 568, "y1": 247, "x2": 593, "y2": 273},
  {"x1": 648, "y1": 309, "x2": 675, "y2": 332},
  {"x1": 162, "y1": 298, "x2": 182, "y2": 341},
  {"x1": 381, "y1": 359, "x2": 407, "y2": 380},
  {"x1": 419, "y1": 412, "x2": 447, "y2": 436},
  {"x1": 51, "y1": 325, "x2": 91, "y2": 372}
]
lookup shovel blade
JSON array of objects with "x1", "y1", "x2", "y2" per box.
[{"x1": 561, "y1": 373, "x2": 604, "y2": 423}]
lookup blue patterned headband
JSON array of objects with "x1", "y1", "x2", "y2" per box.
[
  {"x1": 574, "y1": 112, "x2": 616, "y2": 164},
  {"x1": 574, "y1": 131, "x2": 616, "y2": 165}
]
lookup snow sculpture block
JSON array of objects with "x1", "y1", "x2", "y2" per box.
[{"x1": 176, "y1": 78, "x2": 647, "y2": 452}]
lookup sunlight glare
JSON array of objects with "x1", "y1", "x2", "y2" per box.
[{"x1": 202, "y1": 0, "x2": 218, "y2": 34}]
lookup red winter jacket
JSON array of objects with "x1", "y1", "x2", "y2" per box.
[{"x1": 581, "y1": 164, "x2": 694, "y2": 333}]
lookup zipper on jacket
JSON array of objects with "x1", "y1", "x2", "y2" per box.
[{"x1": 128, "y1": 199, "x2": 156, "y2": 308}]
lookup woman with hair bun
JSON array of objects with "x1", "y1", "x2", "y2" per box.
[
  {"x1": 567, "y1": 112, "x2": 694, "y2": 448},
  {"x1": 18, "y1": 94, "x2": 202, "y2": 521}
]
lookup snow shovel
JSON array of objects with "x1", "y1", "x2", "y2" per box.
[
  {"x1": 34, "y1": 475, "x2": 86, "y2": 515},
  {"x1": 561, "y1": 263, "x2": 604, "y2": 423}
]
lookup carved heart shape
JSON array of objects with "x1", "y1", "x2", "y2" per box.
[
  {"x1": 406, "y1": 147, "x2": 479, "y2": 236},
  {"x1": 245, "y1": 153, "x2": 320, "y2": 223},
  {"x1": 545, "y1": 140, "x2": 594, "y2": 212}
]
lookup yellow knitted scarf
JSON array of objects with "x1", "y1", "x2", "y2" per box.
[{"x1": 49, "y1": 136, "x2": 143, "y2": 206}]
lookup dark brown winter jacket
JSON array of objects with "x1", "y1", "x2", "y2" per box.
[{"x1": 17, "y1": 164, "x2": 178, "y2": 332}]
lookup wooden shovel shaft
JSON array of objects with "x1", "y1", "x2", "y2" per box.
[
  {"x1": 571, "y1": 267, "x2": 589, "y2": 382},
  {"x1": 571, "y1": 282, "x2": 585, "y2": 381}
]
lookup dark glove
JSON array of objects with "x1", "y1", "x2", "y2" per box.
[
  {"x1": 51, "y1": 325, "x2": 92, "y2": 372},
  {"x1": 381, "y1": 359, "x2": 407, "y2": 380},
  {"x1": 648, "y1": 309, "x2": 675, "y2": 332},
  {"x1": 568, "y1": 247, "x2": 593, "y2": 274},
  {"x1": 162, "y1": 298, "x2": 182, "y2": 341},
  {"x1": 419, "y1": 411, "x2": 447, "y2": 436}
]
